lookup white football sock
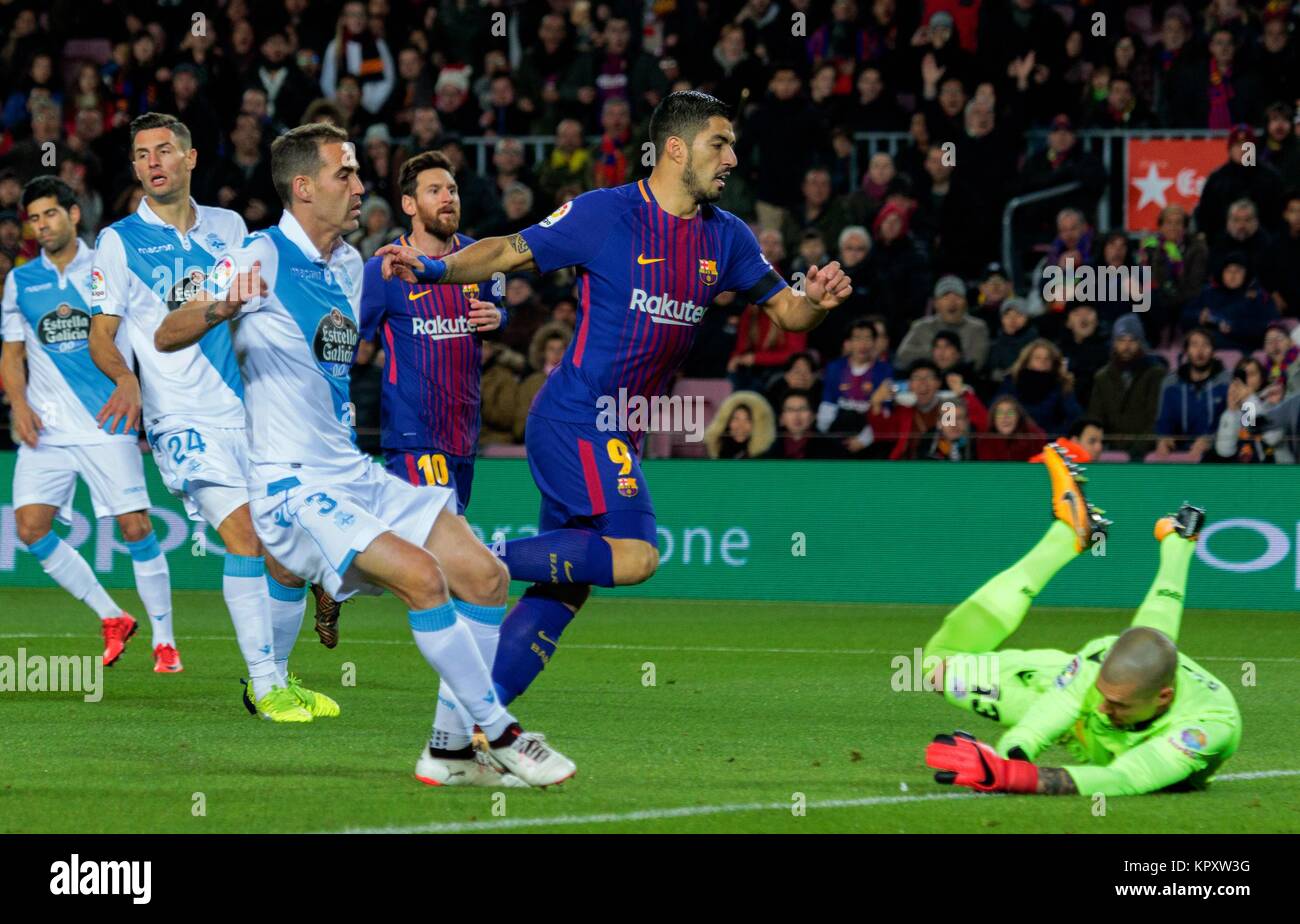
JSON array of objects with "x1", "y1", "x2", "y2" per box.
[
  {"x1": 28, "y1": 532, "x2": 121, "y2": 620},
  {"x1": 430, "y1": 600, "x2": 508, "y2": 751},
  {"x1": 266, "y1": 576, "x2": 307, "y2": 685},
  {"x1": 127, "y1": 534, "x2": 174, "y2": 647},
  {"x1": 409, "y1": 602, "x2": 512, "y2": 740},
  {"x1": 223, "y1": 554, "x2": 277, "y2": 701}
]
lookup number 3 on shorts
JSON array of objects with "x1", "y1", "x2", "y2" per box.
[
  {"x1": 606, "y1": 438, "x2": 632, "y2": 475},
  {"x1": 304, "y1": 492, "x2": 338, "y2": 515}
]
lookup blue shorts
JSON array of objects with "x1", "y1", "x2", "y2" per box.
[
  {"x1": 384, "y1": 449, "x2": 475, "y2": 514},
  {"x1": 525, "y1": 415, "x2": 657, "y2": 544}
]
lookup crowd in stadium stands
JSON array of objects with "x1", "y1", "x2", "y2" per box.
[{"x1": 2, "y1": 0, "x2": 1300, "y2": 463}]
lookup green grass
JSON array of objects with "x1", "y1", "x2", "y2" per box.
[{"x1": 1, "y1": 588, "x2": 1297, "y2": 833}]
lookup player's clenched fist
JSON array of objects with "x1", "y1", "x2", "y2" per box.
[
  {"x1": 804, "y1": 261, "x2": 852, "y2": 311},
  {"x1": 466, "y1": 298, "x2": 501, "y2": 333},
  {"x1": 925, "y1": 731, "x2": 1040, "y2": 793}
]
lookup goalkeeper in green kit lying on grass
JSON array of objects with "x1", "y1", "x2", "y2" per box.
[{"x1": 922, "y1": 443, "x2": 1241, "y2": 796}]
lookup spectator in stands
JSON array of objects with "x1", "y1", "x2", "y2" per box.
[
  {"x1": 1017, "y1": 115, "x2": 1107, "y2": 234},
  {"x1": 321, "y1": 0, "x2": 396, "y2": 116},
  {"x1": 1207, "y1": 198, "x2": 1275, "y2": 287},
  {"x1": 1182, "y1": 252, "x2": 1279, "y2": 352},
  {"x1": 565, "y1": 16, "x2": 669, "y2": 123},
  {"x1": 1088, "y1": 315, "x2": 1167, "y2": 457},
  {"x1": 1091, "y1": 231, "x2": 1145, "y2": 327},
  {"x1": 766, "y1": 391, "x2": 842, "y2": 460},
  {"x1": 348, "y1": 197, "x2": 401, "y2": 261},
  {"x1": 845, "y1": 64, "x2": 906, "y2": 133},
  {"x1": 987, "y1": 297, "x2": 1038, "y2": 391},
  {"x1": 705, "y1": 392, "x2": 776, "y2": 460},
  {"x1": 1056, "y1": 302, "x2": 1109, "y2": 409},
  {"x1": 253, "y1": 30, "x2": 317, "y2": 129},
  {"x1": 537, "y1": 119, "x2": 591, "y2": 204},
  {"x1": 1151, "y1": 8, "x2": 1199, "y2": 126},
  {"x1": 1083, "y1": 74, "x2": 1153, "y2": 130},
  {"x1": 1262, "y1": 102, "x2": 1300, "y2": 191},
  {"x1": 1196, "y1": 127, "x2": 1285, "y2": 237},
  {"x1": 868, "y1": 359, "x2": 988, "y2": 461},
  {"x1": 817, "y1": 318, "x2": 892, "y2": 455},
  {"x1": 867, "y1": 202, "x2": 933, "y2": 337},
  {"x1": 1, "y1": 99, "x2": 64, "y2": 183},
  {"x1": 1140, "y1": 204, "x2": 1209, "y2": 344},
  {"x1": 747, "y1": 64, "x2": 822, "y2": 229},
  {"x1": 1109, "y1": 35, "x2": 1155, "y2": 115},
  {"x1": 727, "y1": 298, "x2": 808, "y2": 393},
  {"x1": 780, "y1": 166, "x2": 854, "y2": 259},
  {"x1": 1258, "y1": 14, "x2": 1299, "y2": 119},
  {"x1": 976, "y1": 395, "x2": 1046, "y2": 462},
  {"x1": 1153, "y1": 327, "x2": 1231, "y2": 460},
  {"x1": 1262, "y1": 322, "x2": 1299, "y2": 396},
  {"x1": 515, "y1": 322, "x2": 573, "y2": 441},
  {"x1": 896, "y1": 275, "x2": 990, "y2": 372},
  {"x1": 516, "y1": 13, "x2": 574, "y2": 133},
  {"x1": 1265, "y1": 192, "x2": 1300, "y2": 317},
  {"x1": 969, "y1": 262, "x2": 1012, "y2": 332},
  {"x1": 478, "y1": 74, "x2": 532, "y2": 138},
  {"x1": 1026, "y1": 207, "x2": 1094, "y2": 324},
  {"x1": 790, "y1": 229, "x2": 830, "y2": 277},
  {"x1": 214, "y1": 111, "x2": 278, "y2": 229},
  {"x1": 498, "y1": 273, "x2": 549, "y2": 357},
  {"x1": 700, "y1": 24, "x2": 768, "y2": 113},
  {"x1": 480, "y1": 338, "x2": 525, "y2": 446},
  {"x1": 921, "y1": 395, "x2": 975, "y2": 461},
  {"x1": 1215, "y1": 357, "x2": 1285, "y2": 463},
  {"x1": 998, "y1": 338, "x2": 1081, "y2": 438},
  {"x1": 1169, "y1": 28, "x2": 1263, "y2": 130},
  {"x1": 433, "y1": 68, "x2": 478, "y2": 137},
  {"x1": 766, "y1": 352, "x2": 820, "y2": 418},
  {"x1": 586, "y1": 97, "x2": 637, "y2": 190},
  {"x1": 931, "y1": 330, "x2": 974, "y2": 393}
]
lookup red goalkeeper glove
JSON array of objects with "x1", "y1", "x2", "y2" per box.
[{"x1": 925, "y1": 731, "x2": 1040, "y2": 793}]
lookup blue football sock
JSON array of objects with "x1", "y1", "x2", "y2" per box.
[
  {"x1": 502, "y1": 529, "x2": 614, "y2": 586},
  {"x1": 491, "y1": 589, "x2": 579, "y2": 705}
]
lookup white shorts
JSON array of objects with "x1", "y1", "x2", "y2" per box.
[
  {"x1": 149, "y1": 426, "x2": 251, "y2": 528},
  {"x1": 12, "y1": 440, "x2": 151, "y2": 522},
  {"x1": 250, "y1": 460, "x2": 456, "y2": 601}
]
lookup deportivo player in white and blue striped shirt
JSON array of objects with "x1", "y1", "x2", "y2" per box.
[
  {"x1": 155, "y1": 123, "x2": 576, "y2": 788},
  {"x1": 2, "y1": 176, "x2": 175, "y2": 670},
  {"x1": 88, "y1": 113, "x2": 330, "y2": 723}
]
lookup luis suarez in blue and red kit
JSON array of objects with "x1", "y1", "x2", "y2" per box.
[{"x1": 375, "y1": 92, "x2": 853, "y2": 706}]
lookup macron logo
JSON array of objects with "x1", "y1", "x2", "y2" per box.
[
  {"x1": 628, "y1": 288, "x2": 706, "y2": 327},
  {"x1": 50, "y1": 854, "x2": 151, "y2": 904},
  {"x1": 411, "y1": 316, "x2": 473, "y2": 340}
]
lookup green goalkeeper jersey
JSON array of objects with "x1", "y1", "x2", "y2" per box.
[{"x1": 996, "y1": 635, "x2": 1241, "y2": 796}]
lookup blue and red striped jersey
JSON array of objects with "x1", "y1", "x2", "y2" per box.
[
  {"x1": 359, "y1": 233, "x2": 503, "y2": 456},
  {"x1": 519, "y1": 180, "x2": 786, "y2": 447}
]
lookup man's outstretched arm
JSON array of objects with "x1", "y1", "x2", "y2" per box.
[
  {"x1": 376, "y1": 233, "x2": 536, "y2": 285},
  {"x1": 155, "y1": 261, "x2": 266, "y2": 353}
]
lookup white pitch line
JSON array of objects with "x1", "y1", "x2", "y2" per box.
[
  {"x1": 0, "y1": 633, "x2": 1296, "y2": 664},
  {"x1": 338, "y1": 769, "x2": 1300, "y2": 834}
]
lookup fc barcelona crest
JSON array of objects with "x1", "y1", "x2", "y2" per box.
[
  {"x1": 461, "y1": 283, "x2": 480, "y2": 300},
  {"x1": 698, "y1": 258, "x2": 718, "y2": 285},
  {"x1": 617, "y1": 476, "x2": 639, "y2": 497}
]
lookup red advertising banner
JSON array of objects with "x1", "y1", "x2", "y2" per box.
[{"x1": 1126, "y1": 138, "x2": 1228, "y2": 230}]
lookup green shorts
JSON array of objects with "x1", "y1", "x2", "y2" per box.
[{"x1": 941, "y1": 648, "x2": 1072, "y2": 726}]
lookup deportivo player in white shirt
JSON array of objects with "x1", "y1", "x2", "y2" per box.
[
  {"x1": 155, "y1": 123, "x2": 576, "y2": 788},
  {"x1": 88, "y1": 113, "x2": 331, "y2": 723},
  {"x1": 2, "y1": 176, "x2": 175, "y2": 671}
]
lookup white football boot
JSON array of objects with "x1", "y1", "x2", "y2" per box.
[
  {"x1": 487, "y1": 730, "x2": 577, "y2": 787},
  {"x1": 415, "y1": 747, "x2": 528, "y2": 788}
]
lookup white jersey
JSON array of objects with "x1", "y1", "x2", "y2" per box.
[
  {"x1": 2, "y1": 241, "x2": 136, "y2": 445},
  {"x1": 209, "y1": 210, "x2": 366, "y2": 492},
  {"x1": 91, "y1": 197, "x2": 248, "y2": 436}
]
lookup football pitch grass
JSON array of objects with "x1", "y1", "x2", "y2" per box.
[{"x1": 1, "y1": 587, "x2": 1297, "y2": 834}]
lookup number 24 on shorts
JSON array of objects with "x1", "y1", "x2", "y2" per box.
[{"x1": 163, "y1": 429, "x2": 206, "y2": 465}]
